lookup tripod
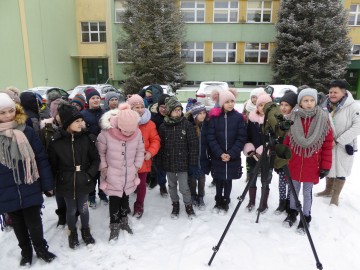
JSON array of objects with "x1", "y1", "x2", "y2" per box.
[{"x1": 208, "y1": 135, "x2": 323, "y2": 270}]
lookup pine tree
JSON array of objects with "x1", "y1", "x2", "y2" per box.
[
  {"x1": 118, "y1": 0, "x2": 185, "y2": 94},
  {"x1": 272, "y1": 0, "x2": 351, "y2": 91}
]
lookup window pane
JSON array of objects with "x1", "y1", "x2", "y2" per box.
[
  {"x1": 116, "y1": 11, "x2": 124, "y2": 23},
  {"x1": 213, "y1": 51, "x2": 226, "y2": 62},
  {"x1": 99, "y1": 22, "x2": 106, "y2": 31},
  {"x1": 260, "y1": 52, "x2": 268, "y2": 63},
  {"x1": 228, "y1": 52, "x2": 236, "y2": 62},
  {"x1": 197, "y1": 3, "x2": 205, "y2": 8},
  {"x1": 357, "y1": 15, "x2": 360, "y2": 26},
  {"x1": 230, "y1": 1, "x2": 238, "y2": 8},
  {"x1": 263, "y1": 11, "x2": 271, "y2": 22},
  {"x1": 197, "y1": 10, "x2": 205, "y2": 22},
  {"x1": 214, "y1": 12, "x2": 228, "y2": 22},
  {"x1": 196, "y1": 42, "x2": 204, "y2": 49},
  {"x1": 228, "y1": 43, "x2": 236, "y2": 50},
  {"x1": 248, "y1": 1, "x2": 262, "y2": 9},
  {"x1": 186, "y1": 51, "x2": 195, "y2": 62},
  {"x1": 353, "y1": 45, "x2": 360, "y2": 54},
  {"x1": 90, "y1": 22, "x2": 98, "y2": 31},
  {"x1": 214, "y1": 2, "x2": 228, "y2": 8},
  {"x1": 213, "y1": 42, "x2": 227, "y2": 49},
  {"x1": 100, "y1": 33, "x2": 106, "y2": 42},
  {"x1": 248, "y1": 11, "x2": 261, "y2": 22},
  {"x1": 196, "y1": 52, "x2": 204, "y2": 62},
  {"x1": 183, "y1": 11, "x2": 195, "y2": 22},
  {"x1": 81, "y1": 22, "x2": 89, "y2": 31},
  {"x1": 82, "y1": 33, "x2": 89, "y2": 42},
  {"x1": 350, "y1": 5, "x2": 357, "y2": 12},
  {"x1": 181, "y1": 2, "x2": 195, "y2": 8},
  {"x1": 230, "y1": 11, "x2": 237, "y2": 22},
  {"x1": 349, "y1": 15, "x2": 355, "y2": 25},
  {"x1": 246, "y1": 43, "x2": 259, "y2": 50},
  {"x1": 264, "y1": 1, "x2": 272, "y2": 9},
  {"x1": 91, "y1": 33, "x2": 98, "y2": 42},
  {"x1": 245, "y1": 52, "x2": 259, "y2": 62}
]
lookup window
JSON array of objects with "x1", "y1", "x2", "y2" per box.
[
  {"x1": 116, "y1": 42, "x2": 129, "y2": 63},
  {"x1": 247, "y1": 1, "x2": 272, "y2": 23},
  {"x1": 181, "y1": 42, "x2": 204, "y2": 63},
  {"x1": 243, "y1": 81, "x2": 267, "y2": 86},
  {"x1": 212, "y1": 42, "x2": 236, "y2": 63},
  {"x1": 180, "y1": 0, "x2": 205, "y2": 22},
  {"x1": 81, "y1": 22, "x2": 106, "y2": 43},
  {"x1": 115, "y1": 0, "x2": 125, "y2": 23},
  {"x1": 214, "y1": 1, "x2": 238, "y2": 23},
  {"x1": 349, "y1": 5, "x2": 360, "y2": 26},
  {"x1": 352, "y1": 44, "x2": 360, "y2": 55},
  {"x1": 244, "y1": 43, "x2": 269, "y2": 63}
]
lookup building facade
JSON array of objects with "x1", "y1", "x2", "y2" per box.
[{"x1": 1, "y1": 0, "x2": 360, "y2": 96}]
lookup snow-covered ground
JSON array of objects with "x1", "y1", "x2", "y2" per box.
[{"x1": 1, "y1": 103, "x2": 359, "y2": 270}]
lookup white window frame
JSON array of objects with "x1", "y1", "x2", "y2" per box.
[
  {"x1": 115, "y1": 9, "x2": 125, "y2": 23},
  {"x1": 212, "y1": 42, "x2": 237, "y2": 63},
  {"x1": 352, "y1": 44, "x2": 360, "y2": 55},
  {"x1": 349, "y1": 4, "x2": 360, "y2": 26},
  {"x1": 244, "y1": 43, "x2": 269, "y2": 64},
  {"x1": 81, "y1": 22, "x2": 106, "y2": 43},
  {"x1": 213, "y1": 1, "x2": 238, "y2": 23},
  {"x1": 181, "y1": 42, "x2": 204, "y2": 63},
  {"x1": 246, "y1": 1, "x2": 272, "y2": 23},
  {"x1": 180, "y1": 0, "x2": 205, "y2": 23}
]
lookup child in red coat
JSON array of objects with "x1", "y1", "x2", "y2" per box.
[{"x1": 283, "y1": 88, "x2": 333, "y2": 233}]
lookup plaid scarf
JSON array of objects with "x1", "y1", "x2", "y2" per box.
[
  {"x1": 0, "y1": 121, "x2": 39, "y2": 185},
  {"x1": 326, "y1": 94, "x2": 347, "y2": 116}
]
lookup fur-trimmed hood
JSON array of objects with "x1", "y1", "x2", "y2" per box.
[
  {"x1": 15, "y1": 103, "x2": 28, "y2": 125},
  {"x1": 99, "y1": 108, "x2": 119, "y2": 130}
]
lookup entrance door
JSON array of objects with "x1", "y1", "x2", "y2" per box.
[{"x1": 82, "y1": 58, "x2": 108, "y2": 84}]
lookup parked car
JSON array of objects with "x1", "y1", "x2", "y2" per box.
[
  {"x1": 264, "y1": 84, "x2": 297, "y2": 103},
  {"x1": 195, "y1": 81, "x2": 229, "y2": 111},
  {"x1": 68, "y1": 84, "x2": 123, "y2": 104},
  {"x1": 25, "y1": 86, "x2": 69, "y2": 103},
  {"x1": 142, "y1": 84, "x2": 175, "y2": 96}
]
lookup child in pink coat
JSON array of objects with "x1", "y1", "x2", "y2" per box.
[{"x1": 96, "y1": 103, "x2": 145, "y2": 241}]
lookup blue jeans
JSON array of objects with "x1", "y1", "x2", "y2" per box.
[{"x1": 154, "y1": 164, "x2": 167, "y2": 187}]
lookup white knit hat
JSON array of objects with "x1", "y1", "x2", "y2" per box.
[
  {"x1": 297, "y1": 88, "x2": 318, "y2": 104},
  {"x1": 0, "y1": 93, "x2": 16, "y2": 111}
]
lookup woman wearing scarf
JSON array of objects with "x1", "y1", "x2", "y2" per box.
[
  {"x1": 283, "y1": 88, "x2": 333, "y2": 233},
  {"x1": 0, "y1": 93, "x2": 56, "y2": 266},
  {"x1": 317, "y1": 80, "x2": 360, "y2": 206}
]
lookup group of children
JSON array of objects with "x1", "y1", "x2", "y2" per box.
[{"x1": 0, "y1": 82, "x2": 337, "y2": 266}]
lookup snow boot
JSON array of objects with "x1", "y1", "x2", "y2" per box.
[
  {"x1": 275, "y1": 199, "x2": 287, "y2": 214},
  {"x1": 316, "y1": 177, "x2": 334, "y2": 197},
  {"x1": 221, "y1": 197, "x2": 230, "y2": 212},
  {"x1": 160, "y1": 186, "x2": 169, "y2": 197},
  {"x1": 20, "y1": 245, "x2": 33, "y2": 266},
  {"x1": 133, "y1": 201, "x2": 144, "y2": 219},
  {"x1": 330, "y1": 179, "x2": 345, "y2": 206},
  {"x1": 88, "y1": 195, "x2": 97, "y2": 209},
  {"x1": 246, "y1": 187, "x2": 257, "y2": 212},
  {"x1": 109, "y1": 223, "x2": 120, "y2": 241},
  {"x1": 80, "y1": 227, "x2": 95, "y2": 245},
  {"x1": 213, "y1": 195, "x2": 222, "y2": 213},
  {"x1": 283, "y1": 209, "x2": 298, "y2": 228},
  {"x1": 171, "y1": 201, "x2": 180, "y2": 219},
  {"x1": 257, "y1": 188, "x2": 269, "y2": 214},
  {"x1": 68, "y1": 229, "x2": 80, "y2": 249},
  {"x1": 296, "y1": 215, "x2": 311, "y2": 234},
  {"x1": 34, "y1": 241, "x2": 56, "y2": 263},
  {"x1": 120, "y1": 216, "x2": 133, "y2": 234},
  {"x1": 55, "y1": 207, "x2": 66, "y2": 228},
  {"x1": 185, "y1": 204, "x2": 196, "y2": 218}
]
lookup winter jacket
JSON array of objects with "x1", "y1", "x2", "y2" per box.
[
  {"x1": 138, "y1": 111, "x2": 161, "y2": 173},
  {"x1": 151, "y1": 111, "x2": 166, "y2": 130},
  {"x1": 158, "y1": 117, "x2": 199, "y2": 173},
  {"x1": 0, "y1": 113, "x2": 54, "y2": 214},
  {"x1": 96, "y1": 110, "x2": 145, "y2": 197},
  {"x1": 245, "y1": 110, "x2": 265, "y2": 150},
  {"x1": 39, "y1": 118, "x2": 58, "y2": 150},
  {"x1": 284, "y1": 117, "x2": 333, "y2": 184},
  {"x1": 24, "y1": 109, "x2": 41, "y2": 136},
  {"x1": 207, "y1": 108, "x2": 247, "y2": 180},
  {"x1": 47, "y1": 129, "x2": 100, "y2": 199},
  {"x1": 321, "y1": 92, "x2": 360, "y2": 178},
  {"x1": 81, "y1": 107, "x2": 104, "y2": 136}
]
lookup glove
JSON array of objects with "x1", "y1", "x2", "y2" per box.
[
  {"x1": 188, "y1": 165, "x2": 202, "y2": 178},
  {"x1": 319, "y1": 169, "x2": 329, "y2": 179}
]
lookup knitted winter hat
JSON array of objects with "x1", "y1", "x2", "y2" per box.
[
  {"x1": 250, "y1": 87, "x2": 265, "y2": 98},
  {"x1": 105, "y1": 91, "x2": 119, "y2": 106},
  {"x1": 189, "y1": 102, "x2": 206, "y2": 119},
  {"x1": 157, "y1": 94, "x2": 170, "y2": 107},
  {"x1": 50, "y1": 98, "x2": 62, "y2": 118},
  {"x1": 297, "y1": 88, "x2": 318, "y2": 104},
  {"x1": 20, "y1": 92, "x2": 39, "y2": 113},
  {"x1": 279, "y1": 90, "x2": 297, "y2": 108},
  {"x1": 0, "y1": 87, "x2": 21, "y2": 103},
  {"x1": 70, "y1": 94, "x2": 86, "y2": 110},
  {"x1": 84, "y1": 87, "x2": 100, "y2": 103},
  {"x1": 58, "y1": 102, "x2": 84, "y2": 130},
  {"x1": 46, "y1": 89, "x2": 62, "y2": 106},
  {"x1": 211, "y1": 88, "x2": 238, "y2": 107},
  {"x1": 0, "y1": 93, "x2": 16, "y2": 111},
  {"x1": 127, "y1": 94, "x2": 144, "y2": 108},
  {"x1": 256, "y1": 93, "x2": 272, "y2": 107},
  {"x1": 117, "y1": 103, "x2": 140, "y2": 132},
  {"x1": 165, "y1": 96, "x2": 182, "y2": 115}
]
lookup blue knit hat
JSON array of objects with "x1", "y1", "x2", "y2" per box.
[{"x1": 189, "y1": 102, "x2": 206, "y2": 119}]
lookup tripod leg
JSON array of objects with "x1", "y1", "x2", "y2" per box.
[{"x1": 282, "y1": 166, "x2": 323, "y2": 270}]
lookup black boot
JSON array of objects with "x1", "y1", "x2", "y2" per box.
[
  {"x1": 257, "y1": 188, "x2": 270, "y2": 214},
  {"x1": 34, "y1": 241, "x2": 56, "y2": 263},
  {"x1": 55, "y1": 208, "x2": 66, "y2": 227},
  {"x1": 185, "y1": 204, "x2": 196, "y2": 218},
  {"x1": 221, "y1": 197, "x2": 230, "y2": 212},
  {"x1": 109, "y1": 223, "x2": 121, "y2": 241},
  {"x1": 275, "y1": 199, "x2": 287, "y2": 214},
  {"x1": 20, "y1": 245, "x2": 33, "y2": 266},
  {"x1": 171, "y1": 201, "x2": 180, "y2": 219},
  {"x1": 296, "y1": 215, "x2": 312, "y2": 234},
  {"x1": 119, "y1": 216, "x2": 133, "y2": 234},
  {"x1": 213, "y1": 195, "x2": 222, "y2": 212},
  {"x1": 68, "y1": 229, "x2": 80, "y2": 249},
  {"x1": 283, "y1": 209, "x2": 298, "y2": 228},
  {"x1": 246, "y1": 187, "x2": 257, "y2": 212},
  {"x1": 80, "y1": 227, "x2": 95, "y2": 245}
]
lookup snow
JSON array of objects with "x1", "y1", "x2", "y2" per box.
[{"x1": 1, "y1": 103, "x2": 359, "y2": 270}]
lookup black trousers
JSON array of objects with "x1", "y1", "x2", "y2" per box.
[
  {"x1": 64, "y1": 194, "x2": 89, "y2": 231},
  {"x1": 109, "y1": 194, "x2": 129, "y2": 223},
  {"x1": 8, "y1": 205, "x2": 45, "y2": 248}
]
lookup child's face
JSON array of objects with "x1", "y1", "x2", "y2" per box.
[
  {"x1": 67, "y1": 118, "x2": 84, "y2": 133},
  {"x1": 251, "y1": 96, "x2": 257, "y2": 105},
  {"x1": 121, "y1": 129, "x2": 135, "y2": 136},
  {"x1": 223, "y1": 100, "x2": 235, "y2": 112},
  {"x1": 132, "y1": 104, "x2": 145, "y2": 116},
  {"x1": 195, "y1": 111, "x2": 206, "y2": 123},
  {"x1": 158, "y1": 104, "x2": 167, "y2": 116},
  {"x1": 72, "y1": 102, "x2": 82, "y2": 111},
  {"x1": 170, "y1": 107, "x2": 182, "y2": 118},
  {"x1": 257, "y1": 103, "x2": 265, "y2": 116},
  {"x1": 108, "y1": 98, "x2": 119, "y2": 110},
  {"x1": 88, "y1": 96, "x2": 101, "y2": 109},
  {"x1": 280, "y1": 101, "x2": 292, "y2": 115},
  {"x1": 0, "y1": 107, "x2": 16, "y2": 123},
  {"x1": 300, "y1": 96, "x2": 316, "y2": 110}
]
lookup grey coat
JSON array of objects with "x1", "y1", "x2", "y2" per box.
[{"x1": 322, "y1": 91, "x2": 360, "y2": 177}]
